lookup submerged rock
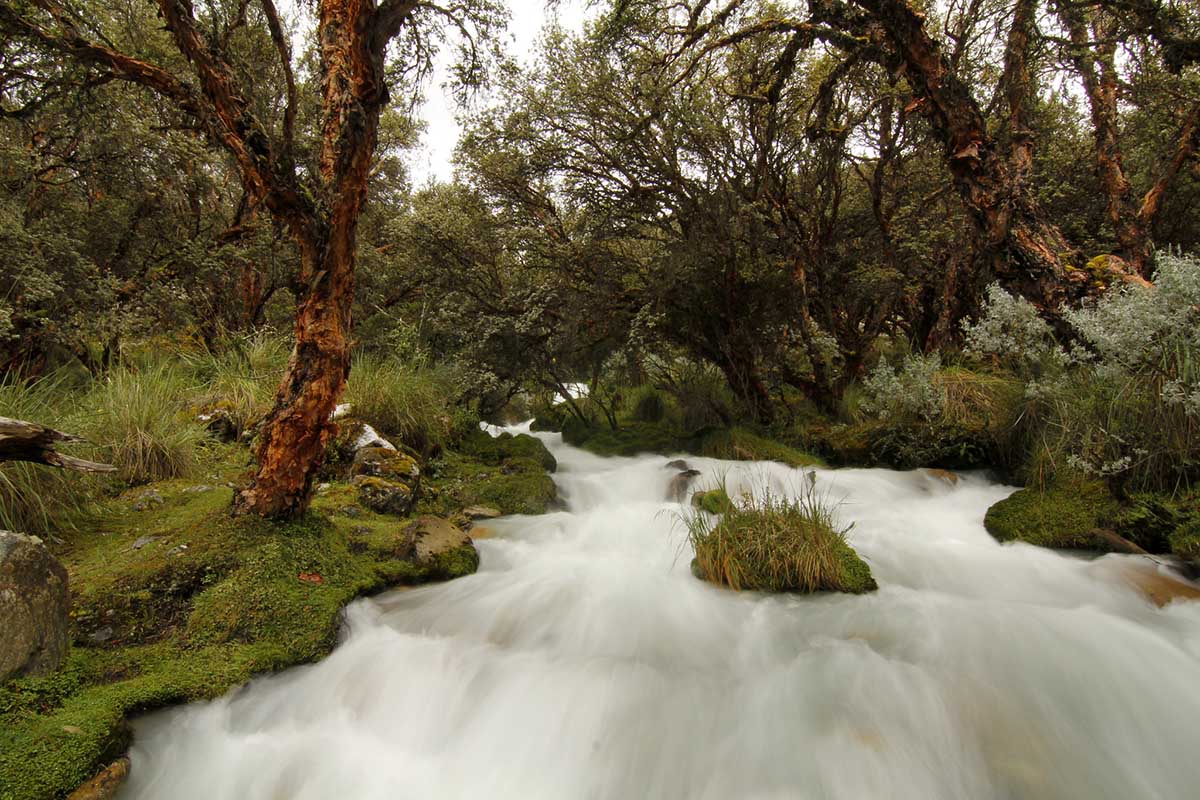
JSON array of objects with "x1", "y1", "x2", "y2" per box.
[
  {"x1": 0, "y1": 531, "x2": 70, "y2": 682},
  {"x1": 462, "y1": 505, "x2": 502, "y2": 520}
]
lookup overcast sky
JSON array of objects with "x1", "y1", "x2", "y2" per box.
[{"x1": 405, "y1": 1, "x2": 593, "y2": 185}]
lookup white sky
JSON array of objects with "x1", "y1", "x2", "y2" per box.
[{"x1": 405, "y1": 1, "x2": 593, "y2": 185}]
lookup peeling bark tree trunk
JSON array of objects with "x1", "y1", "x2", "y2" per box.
[
  {"x1": 235, "y1": 1, "x2": 394, "y2": 517},
  {"x1": 847, "y1": 0, "x2": 1092, "y2": 312}
]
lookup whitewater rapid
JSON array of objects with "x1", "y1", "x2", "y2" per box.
[{"x1": 121, "y1": 423, "x2": 1200, "y2": 800}]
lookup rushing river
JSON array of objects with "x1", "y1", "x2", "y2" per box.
[{"x1": 121, "y1": 423, "x2": 1200, "y2": 799}]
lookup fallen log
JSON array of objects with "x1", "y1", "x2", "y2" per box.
[{"x1": 0, "y1": 416, "x2": 116, "y2": 473}]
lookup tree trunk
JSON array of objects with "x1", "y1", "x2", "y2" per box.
[
  {"x1": 233, "y1": 247, "x2": 354, "y2": 517},
  {"x1": 849, "y1": 0, "x2": 1093, "y2": 312}
]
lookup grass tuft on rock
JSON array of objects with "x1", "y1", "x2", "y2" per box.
[{"x1": 686, "y1": 482, "x2": 876, "y2": 594}]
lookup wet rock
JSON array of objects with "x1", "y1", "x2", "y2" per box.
[
  {"x1": 1, "y1": 531, "x2": 70, "y2": 682},
  {"x1": 667, "y1": 469, "x2": 702, "y2": 502},
  {"x1": 925, "y1": 468, "x2": 959, "y2": 486},
  {"x1": 131, "y1": 489, "x2": 164, "y2": 511},
  {"x1": 130, "y1": 535, "x2": 157, "y2": 551},
  {"x1": 198, "y1": 409, "x2": 238, "y2": 443},
  {"x1": 68, "y1": 757, "x2": 130, "y2": 800},
  {"x1": 462, "y1": 505, "x2": 502, "y2": 520},
  {"x1": 665, "y1": 459, "x2": 691, "y2": 471},
  {"x1": 403, "y1": 516, "x2": 479, "y2": 577},
  {"x1": 1095, "y1": 558, "x2": 1200, "y2": 607},
  {"x1": 353, "y1": 447, "x2": 420, "y2": 481},
  {"x1": 353, "y1": 476, "x2": 417, "y2": 517}
]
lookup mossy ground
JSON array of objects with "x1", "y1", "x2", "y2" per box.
[
  {"x1": 0, "y1": 434, "x2": 535, "y2": 800},
  {"x1": 418, "y1": 431, "x2": 558, "y2": 517}
]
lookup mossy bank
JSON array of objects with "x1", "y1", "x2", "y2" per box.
[{"x1": 0, "y1": 432, "x2": 558, "y2": 800}]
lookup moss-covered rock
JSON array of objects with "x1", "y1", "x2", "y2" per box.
[
  {"x1": 691, "y1": 488, "x2": 733, "y2": 515},
  {"x1": 694, "y1": 427, "x2": 824, "y2": 468},
  {"x1": 688, "y1": 494, "x2": 876, "y2": 594},
  {"x1": 459, "y1": 429, "x2": 557, "y2": 473},
  {"x1": 984, "y1": 480, "x2": 1121, "y2": 551}
]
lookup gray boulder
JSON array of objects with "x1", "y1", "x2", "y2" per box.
[{"x1": 1, "y1": 530, "x2": 69, "y2": 683}]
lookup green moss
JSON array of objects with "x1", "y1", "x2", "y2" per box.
[
  {"x1": 694, "y1": 427, "x2": 825, "y2": 468},
  {"x1": 459, "y1": 429, "x2": 557, "y2": 473},
  {"x1": 1, "y1": 465, "x2": 478, "y2": 799},
  {"x1": 1169, "y1": 516, "x2": 1200, "y2": 567},
  {"x1": 984, "y1": 480, "x2": 1120, "y2": 551},
  {"x1": 692, "y1": 488, "x2": 733, "y2": 515}
]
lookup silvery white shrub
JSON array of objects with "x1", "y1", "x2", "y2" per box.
[
  {"x1": 861, "y1": 352, "x2": 944, "y2": 422},
  {"x1": 962, "y1": 283, "x2": 1066, "y2": 373}
]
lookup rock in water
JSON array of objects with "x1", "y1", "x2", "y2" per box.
[
  {"x1": 0, "y1": 530, "x2": 69, "y2": 682},
  {"x1": 666, "y1": 469, "x2": 702, "y2": 502},
  {"x1": 402, "y1": 517, "x2": 480, "y2": 578},
  {"x1": 68, "y1": 757, "x2": 130, "y2": 800}
]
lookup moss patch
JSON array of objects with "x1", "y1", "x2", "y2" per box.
[
  {"x1": 984, "y1": 480, "x2": 1121, "y2": 551},
  {"x1": 1, "y1": 470, "x2": 478, "y2": 800},
  {"x1": 694, "y1": 427, "x2": 825, "y2": 468},
  {"x1": 418, "y1": 451, "x2": 557, "y2": 517},
  {"x1": 692, "y1": 488, "x2": 733, "y2": 515},
  {"x1": 561, "y1": 419, "x2": 824, "y2": 468}
]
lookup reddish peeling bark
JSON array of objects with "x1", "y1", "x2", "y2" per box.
[
  {"x1": 847, "y1": 0, "x2": 1093, "y2": 312},
  {"x1": 1058, "y1": 3, "x2": 1200, "y2": 278},
  {"x1": 235, "y1": 0, "x2": 407, "y2": 517},
  {"x1": 0, "y1": 0, "x2": 423, "y2": 517}
]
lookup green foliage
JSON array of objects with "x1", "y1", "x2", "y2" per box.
[
  {"x1": 0, "y1": 372, "x2": 95, "y2": 535},
  {"x1": 184, "y1": 333, "x2": 289, "y2": 436},
  {"x1": 691, "y1": 487, "x2": 733, "y2": 515},
  {"x1": 685, "y1": 482, "x2": 876, "y2": 594}
]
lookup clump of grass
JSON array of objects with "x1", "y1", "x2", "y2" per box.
[
  {"x1": 81, "y1": 364, "x2": 205, "y2": 485},
  {"x1": 685, "y1": 478, "x2": 876, "y2": 594},
  {"x1": 184, "y1": 332, "x2": 289, "y2": 436},
  {"x1": 343, "y1": 353, "x2": 467, "y2": 454},
  {"x1": 0, "y1": 372, "x2": 96, "y2": 535}
]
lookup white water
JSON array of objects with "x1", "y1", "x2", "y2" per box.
[{"x1": 122, "y1": 423, "x2": 1200, "y2": 800}]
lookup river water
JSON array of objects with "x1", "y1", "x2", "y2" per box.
[{"x1": 121, "y1": 423, "x2": 1200, "y2": 799}]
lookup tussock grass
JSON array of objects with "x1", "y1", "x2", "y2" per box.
[
  {"x1": 0, "y1": 372, "x2": 95, "y2": 535},
  {"x1": 184, "y1": 333, "x2": 289, "y2": 436},
  {"x1": 685, "y1": 479, "x2": 876, "y2": 594},
  {"x1": 80, "y1": 365, "x2": 205, "y2": 485},
  {"x1": 343, "y1": 353, "x2": 465, "y2": 454}
]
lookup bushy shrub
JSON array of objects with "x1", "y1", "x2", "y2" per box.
[
  {"x1": 970, "y1": 252, "x2": 1200, "y2": 491},
  {"x1": 685, "y1": 479, "x2": 876, "y2": 594}
]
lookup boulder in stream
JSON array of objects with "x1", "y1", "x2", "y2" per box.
[
  {"x1": 1, "y1": 530, "x2": 70, "y2": 683},
  {"x1": 667, "y1": 469, "x2": 701, "y2": 502}
]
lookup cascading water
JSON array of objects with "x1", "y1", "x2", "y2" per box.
[{"x1": 120, "y1": 422, "x2": 1200, "y2": 799}]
